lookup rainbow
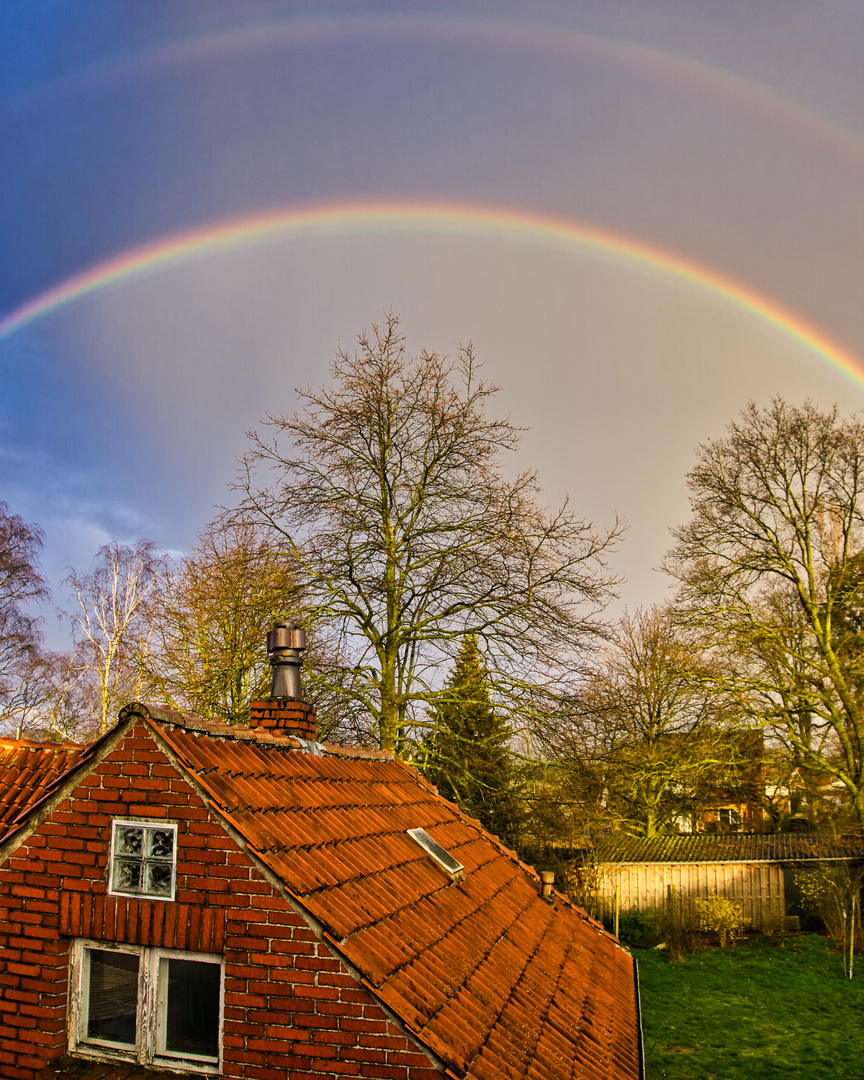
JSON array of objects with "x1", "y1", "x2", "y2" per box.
[
  {"x1": 2, "y1": 200, "x2": 862, "y2": 389},
  {"x1": 14, "y1": 16, "x2": 864, "y2": 170}
]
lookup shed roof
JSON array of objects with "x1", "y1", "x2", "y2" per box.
[
  {"x1": 598, "y1": 833, "x2": 864, "y2": 865},
  {"x1": 0, "y1": 737, "x2": 84, "y2": 832},
  {"x1": 5, "y1": 703, "x2": 641, "y2": 1080}
]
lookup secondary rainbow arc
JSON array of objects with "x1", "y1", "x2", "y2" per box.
[
  {"x1": 1, "y1": 200, "x2": 861, "y2": 391},
  {"x1": 14, "y1": 16, "x2": 864, "y2": 170}
]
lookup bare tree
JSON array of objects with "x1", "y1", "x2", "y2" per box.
[
  {"x1": 236, "y1": 314, "x2": 621, "y2": 750},
  {"x1": 666, "y1": 399, "x2": 864, "y2": 832},
  {"x1": 0, "y1": 649, "x2": 53, "y2": 738},
  {"x1": 548, "y1": 606, "x2": 738, "y2": 837},
  {"x1": 0, "y1": 502, "x2": 49, "y2": 694},
  {"x1": 65, "y1": 540, "x2": 162, "y2": 734},
  {"x1": 0, "y1": 649, "x2": 94, "y2": 742}
]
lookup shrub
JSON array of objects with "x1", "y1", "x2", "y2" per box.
[
  {"x1": 795, "y1": 862, "x2": 863, "y2": 974},
  {"x1": 617, "y1": 906, "x2": 664, "y2": 946},
  {"x1": 761, "y1": 896, "x2": 786, "y2": 937},
  {"x1": 696, "y1": 890, "x2": 745, "y2": 947},
  {"x1": 562, "y1": 856, "x2": 604, "y2": 920},
  {"x1": 661, "y1": 889, "x2": 699, "y2": 959}
]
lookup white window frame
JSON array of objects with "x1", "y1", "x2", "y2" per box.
[
  {"x1": 69, "y1": 939, "x2": 223, "y2": 1074},
  {"x1": 108, "y1": 818, "x2": 178, "y2": 901}
]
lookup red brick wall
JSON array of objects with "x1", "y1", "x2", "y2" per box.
[
  {"x1": 0, "y1": 720, "x2": 443, "y2": 1079},
  {"x1": 249, "y1": 700, "x2": 317, "y2": 740}
]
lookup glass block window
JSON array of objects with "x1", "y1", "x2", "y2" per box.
[{"x1": 110, "y1": 820, "x2": 177, "y2": 900}]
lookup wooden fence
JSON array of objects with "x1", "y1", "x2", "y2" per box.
[{"x1": 596, "y1": 861, "x2": 785, "y2": 930}]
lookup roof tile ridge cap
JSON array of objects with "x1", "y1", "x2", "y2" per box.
[
  {"x1": 253, "y1": 731, "x2": 305, "y2": 747},
  {"x1": 119, "y1": 700, "x2": 191, "y2": 726},
  {"x1": 143, "y1": 720, "x2": 243, "y2": 816},
  {"x1": 314, "y1": 739, "x2": 395, "y2": 760},
  {"x1": 178, "y1": 715, "x2": 240, "y2": 736},
  {"x1": 143, "y1": 711, "x2": 259, "y2": 744}
]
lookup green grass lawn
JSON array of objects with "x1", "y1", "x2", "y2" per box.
[{"x1": 636, "y1": 934, "x2": 864, "y2": 1080}]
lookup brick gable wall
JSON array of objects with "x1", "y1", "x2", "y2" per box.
[{"x1": 0, "y1": 720, "x2": 443, "y2": 1080}]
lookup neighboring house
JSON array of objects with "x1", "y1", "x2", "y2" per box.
[
  {"x1": 0, "y1": 738, "x2": 84, "y2": 832},
  {"x1": 0, "y1": 662, "x2": 642, "y2": 1079},
  {"x1": 595, "y1": 833, "x2": 864, "y2": 931},
  {"x1": 680, "y1": 730, "x2": 765, "y2": 834}
]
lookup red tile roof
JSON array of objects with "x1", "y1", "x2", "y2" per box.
[
  {"x1": 137, "y1": 708, "x2": 640, "y2": 1080},
  {"x1": 0, "y1": 737, "x2": 84, "y2": 832},
  {"x1": 598, "y1": 833, "x2": 864, "y2": 864}
]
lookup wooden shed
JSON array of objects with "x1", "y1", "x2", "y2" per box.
[{"x1": 594, "y1": 833, "x2": 864, "y2": 931}]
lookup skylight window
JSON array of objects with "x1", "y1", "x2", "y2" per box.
[{"x1": 407, "y1": 828, "x2": 465, "y2": 882}]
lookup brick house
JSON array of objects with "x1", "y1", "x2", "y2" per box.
[{"x1": 0, "y1": 686, "x2": 642, "y2": 1080}]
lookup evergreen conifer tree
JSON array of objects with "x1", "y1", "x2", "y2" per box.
[{"x1": 423, "y1": 635, "x2": 521, "y2": 845}]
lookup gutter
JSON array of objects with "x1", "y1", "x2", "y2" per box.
[{"x1": 633, "y1": 955, "x2": 645, "y2": 1080}]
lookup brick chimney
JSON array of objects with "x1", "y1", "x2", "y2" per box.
[
  {"x1": 249, "y1": 698, "x2": 317, "y2": 739},
  {"x1": 249, "y1": 622, "x2": 317, "y2": 740}
]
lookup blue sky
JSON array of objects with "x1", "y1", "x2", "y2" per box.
[{"x1": 2, "y1": 1, "x2": 863, "y2": 640}]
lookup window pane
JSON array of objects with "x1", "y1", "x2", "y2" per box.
[
  {"x1": 112, "y1": 823, "x2": 175, "y2": 898},
  {"x1": 150, "y1": 829, "x2": 174, "y2": 858},
  {"x1": 164, "y1": 959, "x2": 220, "y2": 1059},
  {"x1": 87, "y1": 949, "x2": 139, "y2": 1045},
  {"x1": 146, "y1": 862, "x2": 173, "y2": 896},
  {"x1": 112, "y1": 859, "x2": 142, "y2": 893},
  {"x1": 116, "y1": 826, "x2": 143, "y2": 856}
]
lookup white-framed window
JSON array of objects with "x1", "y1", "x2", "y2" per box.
[
  {"x1": 109, "y1": 819, "x2": 177, "y2": 901},
  {"x1": 717, "y1": 807, "x2": 742, "y2": 830},
  {"x1": 69, "y1": 940, "x2": 223, "y2": 1073}
]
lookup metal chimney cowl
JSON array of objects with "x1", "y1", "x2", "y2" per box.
[
  {"x1": 249, "y1": 622, "x2": 317, "y2": 739},
  {"x1": 266, "y1": 621, "x2": 306, "y2": 701}
]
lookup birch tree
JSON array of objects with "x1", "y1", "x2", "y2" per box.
[
  {"x1": 237, "y1": 314, "x2": 620, "y2": 751},
  {"x1": 66, "y1": 540, "x2": 161, "y2": 734}
]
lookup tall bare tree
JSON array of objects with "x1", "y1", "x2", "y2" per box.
[
  {"x1": 237, "y1": 314, "x2": 620, "y2": 750},
  {"x1": 0, "y1": 502, "x2": 49, "y2": 695},
  {"x1": 666, "y1": 399, "x2": 864, "y2": 832},
  {"x1": 66, "y1": 540, "x2": 162, "y2": 734},
  {"x1": 548, "y1": 606, "x2": 737, "y2": 838}
]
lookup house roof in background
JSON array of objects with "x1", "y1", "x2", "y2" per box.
[
  {"x1": 598, "y1": 833, "x2": 864, "y2": 865},
  {"x1": 0, "y1": 737, "x2": 84, "y2": 833},
  {"x1": 120, "y1": 704, "x2": 640, "y2": 1080}
]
